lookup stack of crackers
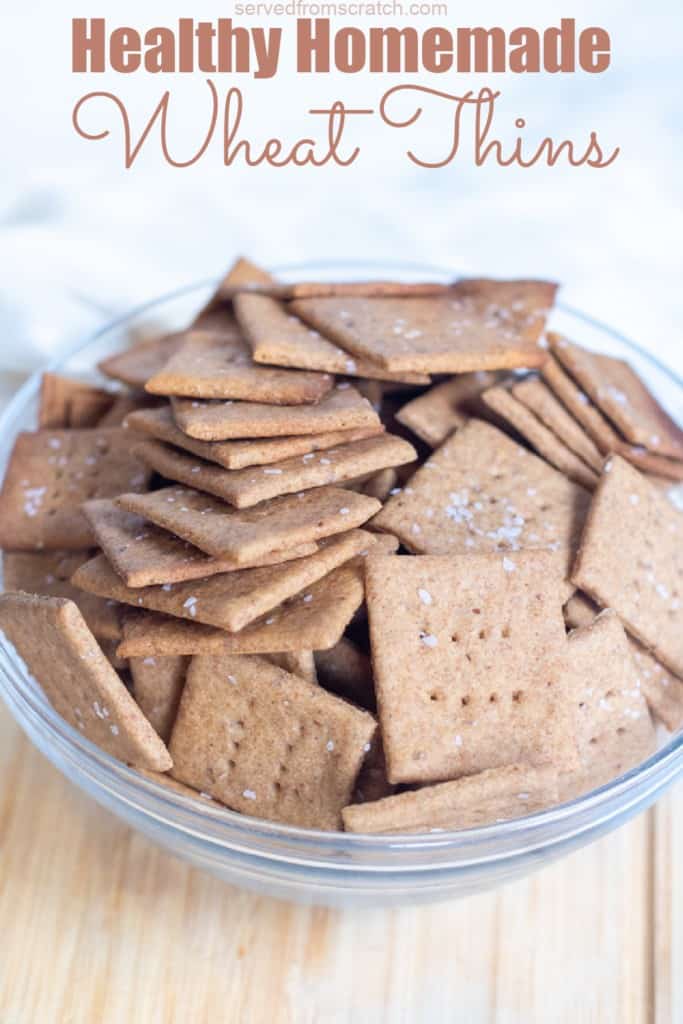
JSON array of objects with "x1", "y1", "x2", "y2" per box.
[{"x1": 0, "y1": 259, "x2": 681, "y2": 836}]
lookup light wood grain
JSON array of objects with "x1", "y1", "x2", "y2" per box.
[{"x1": 0, "y1": 701, "x2": 680, "y2": 1024}]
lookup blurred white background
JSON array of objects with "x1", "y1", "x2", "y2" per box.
[{"x1": 0, "y1": 0, "x2": 681, "y2": 379}]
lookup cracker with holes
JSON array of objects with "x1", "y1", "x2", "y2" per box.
[
  {"x1": 572, "y1": 455, "x2": 683, "y2": 678},
  {"x1": 482, "y1": 385, "x2": 598, "y2": 489},
  {"x1": 98, "y1": 333, "x2": 188, "y2": 388},
  {"x1": 0, "y1": 593, "x2": 171, "y2": 770},
  {"x1": 560, "y1": 611, "x2": 656, "y2": 800},
  {"x1": 130, "y1": 655, "x2": 189, "y2": 742},
  {"x1": 132, "y1": 433, "x2": 415, "y2": 509},
  {"x1": 117, "y1": 560, "x2": 368, "y2": 657},
  {"x1": 549, "y1": 335, "x2": 683, "y2": 459},
  {"x1": 171, "y1": 383, "x2": 380, "y2": 441},
  {"x1": 73, "y1": 529, "x2": 372, "y2": 633},
  {"x1": 168, "y1": 654, "x2": 376, "y2": 829},
  {"x1": 395, "y1": 372, "x2": 499, "y2": 447},
  {"x1": 291, "y1": 279, "x2": 557, "y2": 374},
  {"x1": 82, "y1": 499, "x2": 317, "y2": 588},
  {"x1": 343, "y1": 764, "x2": 558, "y2": 833},
  {"x1": 0, "y1": 429, "x2": 151, "y2": 550},
  {"x1": 2, "y1": 549, "x2": 122, "y2": 640},
  {"x1": 365, "y1": 552, "x2": 576, "y2": 785},
  {"x1": 512, "y1": 376, "x2": 603, "y2": 471},
  {"x1": 126, "y1": 405, "x2": 383, "y2": 471},
  {"x1": 117, "y1": 486, "x2": 380, "y2": 561},
  {"x1": 373, "y1": 419, "x2": 590, "y2": 595},
  {"x1": 145, "y1": 329, "x2": 333, "y2": 405}
]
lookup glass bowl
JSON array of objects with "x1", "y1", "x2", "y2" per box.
[{"x1": 0, "y1": 261, "x2": 681, "y2": 909}]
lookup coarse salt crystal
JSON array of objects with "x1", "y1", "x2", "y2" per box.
[
  {"x1": 418, "y1": 588, "x2": 432, "y2": 606},
  {"x1": 242, "y1": 789, "x2": 257, "y2": 800},
  {"x1": 420, "y1": 632, "x2": 438, "y2": 648},
  {"x1": 502, "y1": 557, "x2": 516, "y2": 573}
]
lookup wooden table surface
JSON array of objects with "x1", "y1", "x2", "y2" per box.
[{"x1": 0, "y1": 700, "x2": 680, "y2": 1024}]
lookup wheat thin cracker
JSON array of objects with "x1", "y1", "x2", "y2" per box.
[
  {"x1": 512, "y1": 376, "x2": 603, "y2": 471},
  {"x1": 117, "y1": 485, "x2": 380, "y2": 561},
  {"x1": 482, "y1": 385, "x2": 598, "y2": 489},
  {"x1": 365, "y1": 552, "x2": 576, "y2": 785},
  {"x1": 117, "y1": 560, "x2": 367, "y2": 657},
  {"x1": 145, "y1": 329, "x2": 333, "y2": 405},
  {"x1": 130, "y1": 655, "x2": 189, "y2": 742},
  {"x1": 125, "y1": 404, "x2": 383, "y2": 470},
  {"x1": 0, "y1": 593, "x2": 171, "y2": 770},
  {"x1": 550, "y1": 335, "x2": 683, "y2": 459},
  {"x1": 395, "y1": 372, "x2": 499, "y2": 447},
  {"x1": 373, "y1": 418, "x2": 589, "y2": 595},
  {"x1": 572, "y1": 455, "x2": 683, "y2": 678},
  {"x1": 168, "y1": 654, "x2": 376, "y2": 829},
  {"x1": 343, "y1": 764, "x2": 558, "y2": 833},
  {"x1": 171, "y1": 384, "x2": 380, "y2": 441},
  {"x1": 82, "y1": 499, "x2": 316, "y2": 588},
  {"x1": 0, "y1": 429, "x2": 151, "y2": 551},
  {"x1": 98, "y1": 333, "x2": 187, "y2": 388},
  {"x1": 560, "y1": 611, "x2": 656, "y2": 800},
  {"x1": 132, "y1": 433, "x2": 416, "y2": 508},
  {"x1": 292, "y1": 279, "x2": 557, "y2": 373},
  {"x1": 73, "y1": 529, "x2": 372, "y2": 633},
  {"x1": 2, "y1": 549, "x2": 122, "y2": 640}
]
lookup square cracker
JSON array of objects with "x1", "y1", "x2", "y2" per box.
[
  {"x1": 572, "y1": 455, "x2": 683, "y2": 678},
  {"x1": 145, "y1": 329, "x2": 333, "y2": 405},
  {"x1": 117, "y1": 485, "x2": 380, "y2": 561},
  {"x1": 0, "y1": 429, "x2": 152, "y2": 551},
  {"x1": 98, "y1": 333, "x2": 187, "y2": 388},
  {"x1": 559, "y1": 611, "x2": 656, "y2": 800},
  {"x1": 72, "y1": 529, "x2": 372, "y2": 633},
  {"x1": 395, "y1": 372, "x2": 499, "y2": 447},
  {"x1": 2, "y1": 549, "x2": 121, "y2": 640},
  {"x1": 229, "y1": 259, "x2": 429, "y2": 385},
  {"x1": 129, "y1": 655, "x2": 189, "y2": 742},
  {"x1": 132, "y1": 433, "x2": 416, "y2": 509},
  {"x1": 512, "y1": 376, "x2": 603, "y2": 471},
  {"x1": 549, "y1": 335, "x2": 683, "y2": 459},
  {"x1": 0, "y1": 593, "x2": 171, "y2": 770},
  {"x1": 481, "y1": 385, "x2": 598, "y2": 490},
  {"x1": 365, "y1": 552, "x2": 576, "y2": 785},
  {"x1": 82, "y1": 499, "x2": 317, "y2": 588},
  {"x1": 291, "y1": 279, "x2": 557, "y2": 373},
  {"x1": 39, "y1": 373, "x2": 114, "y2": 429},
  {"x1": 117, "y1": 559, "x2": 368, "y2": 657},
  {"x1": 168, "y1": 654, "x2": 376, "y2": 830},
  {"x1": 171, "y1": 383, "x2": 381, "y2": 441},
  {"x1": 125, "y1": 404, "x2": 383, "y2": 471},
  {"x1": 342, "y1": 764, "x2": 558, "y2": 834},
  {"x1": 372, "y1": 418, "x2": 590, "y2": 595}
]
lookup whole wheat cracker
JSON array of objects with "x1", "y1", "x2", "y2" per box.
[
  {"x1": 549, "y1": 335, "x2": 683, "y2": 459},
  {"x1": 291, "y1": 279, "x2": 557, "y2": 373},
  {"x1": 342, "y1": 764, "x2": 558, "y2": 834},
  {"x1": 72, "y1": 529, "x2": 372, "y2": 633},
  {"x1": 395, "y1": 372, "x2": 500, "y2": 447},
  {"x1": 512, "y1": 376, "x2": 603, "y2": 471},
  {"x1": 117, "y1": 485, "x2": 380, "y2": 561},
  {"x1": 145, "y1": 329, "x2": 333, "y2": 405},
  {"x1": 563, "y1": 591, "x2": 683, "y2": 732},
  {"x1": 267, "y1": 650, "x2": 318, "y2": 684},
  {"x1": 39, "y1": 373, "x2": 114, "y2": 429},
  {"x1": 482, "y1": 385, "x2": 598, "y2": 489},
  {"x1": 365, "y1": 551, "x2": 576, "y2": 785},
  {"x1": 132, "y1": 433, "x2": 416, "y2": 509},
  {"x1": 372, "y1": 418, "x2": 590, "y2": 597},
  {"x1": 98, "y1": 333, "x2": 187, "y2": 388},
  {"x1": 125, "y1": 404, "x2": 383, "y2": 471},
  {"x1": 82, "y1": 499, "x2": 317, "y2": 588},
  {"x1": 117, "y1": 560, "x2": 368, "y2": 657},
  {"x1": 572, "y1": 455, "x2": 683, "y2": 679},
  {"x1": 168, "y1": 653, "x2": 376, "y2": 830},
  {"x1": 559, "y1": 611, "x2": 656, "y2": 800},
  {"x1": 129, "y1": 655, "x2": 189, "y2": 742},
  {"x1": 0, "y1": 593, "x2": 171, "y2": 770},
  {"x1": 0, "y1": 428, "x2": 151, "y2": 551},
  {"x1": 2, "y1": 549, "x2": 122, "y2": 640},
  {"x1": 171, "y1": 384, "x2": 381, "y2": 441},
  {"x1": 315, "y1": 636, "x2": 375, "y2": 709}
]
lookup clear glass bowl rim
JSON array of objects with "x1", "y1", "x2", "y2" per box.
[{"x1": 0, "y1": 259, "x2": 681, "y2": 878}]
